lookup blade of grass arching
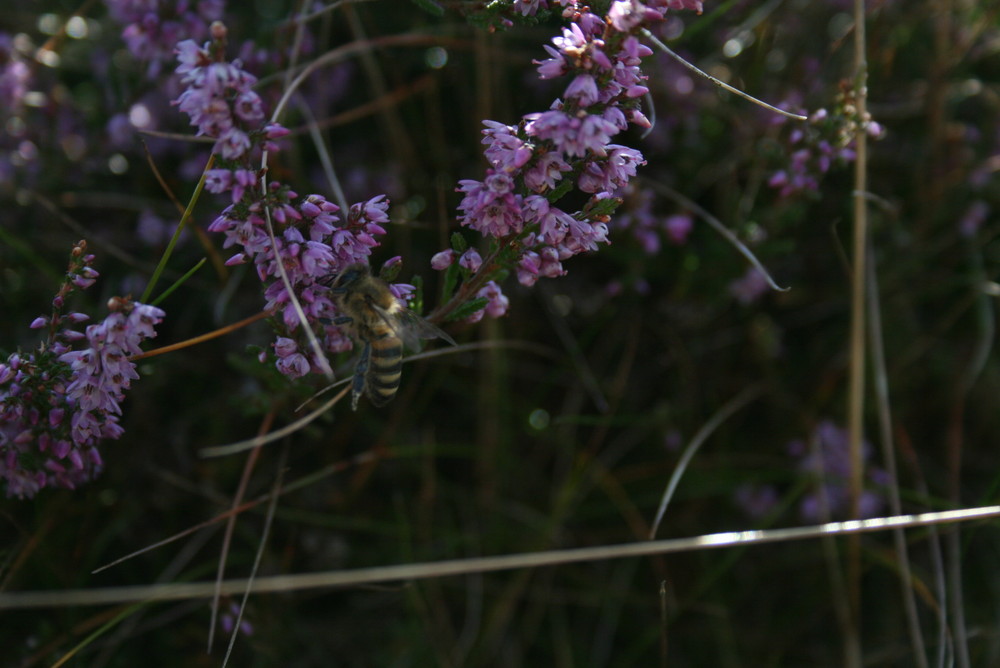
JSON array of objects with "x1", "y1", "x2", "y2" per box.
[
  {"x1": 651, "y1": 182, "x2": 788, "y2": 293},
  {"x1": 50, "y1": 601, "x2": 148, "y2": 668},
  {"x1": 846, "y1": 0, "x2": 871, "y2": 661},
  {"x1": 944, "y1": 232, "x2": 996, "y2": 668},
  {"x1": 141, "y1": 138, "x2": 228, "y2": 281},
  {"x1": 150, "y1": 258, "x2": 207, "y2": 307},
  {"x1": 221, "y1": 443, "x2": 288, "y2": 668},
  {"x1": 649, "y1": 384, "x2": 765, "y2": 539},
  {"x1": 867, "y1": 243, "x2": 928, "y2": 667},
  {"x1": 201, "y1": 385, "x2": 350, "y2": 457},
  {"x1": 207, "y1": 411, "x2": 274, "y2": 653},
  {"x1": 141, "y1": 154, "x2": 215, "y2": 304}
]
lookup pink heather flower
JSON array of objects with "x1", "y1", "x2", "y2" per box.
[
  {"x1": 388, "y1": 282, "x2": 416, "y2": 305},
  {"x1": 523, "y1": 196, "x2": 575, "y2": 246},
  {"x1": 448, "y1": 1, "x2": 677, "y2": 313},
  {"x1": 482, "y1": 120, "x2": 533, "y2": 172},
  {"x1": 534, "y1": 45, "x2": 568, "y2": 80},
  {"x1": 565, "y1": 74, "x2": 600, "y2": 106},
  {"x1": 274, "y1": 339, "x2": 310, "y2": 379},
  {"x1": 729, "y1": 267, "x2": 770, "y2": 305},
  {"x1": 107, "y1": 0, "x2": 223, "y2": 78},
  {"x1": 459, "y1": 248, "x2": 483, "y2": 272},
  {"x1": 513, "y1": 0, "x2": 546, "y2": 16},
  {"x1": 1, "y1": 290, "x2": 164, "y2": 499},
  {"x1": 608, "y1": 1, "x2": 652, "y2": 33},
  {"x1": 457, "y1": 173, "x2": 524, "y2": 238},
  {"x1": 577, "y1": 145, "x2": 646, "y2": 194},
  {"x1": 517, "y1": 251, "x2": 541, "y2": 287},
  {"x1": 480, "y1": 281, "x2": 509, "y2": 318},
  {"x1": 205, "y1": 168, "x2": 233, "y2": 194},
  {"x1": 431, "y1": 249, "x2": 456, "y2": 270},
  {"x1": 208, "y1": 187, "x2": 401, "y2": 378},
  {"x1": 523, "y1": 151, "x2": 571, "y2": 193},
  {"x1": 664, "y1": 214, "x2": 693, "y2": 245}
]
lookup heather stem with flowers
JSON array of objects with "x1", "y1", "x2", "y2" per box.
[
  {"x1": 0, "y1": 242, "x2": 166, "y2": 499},
  {"x1": 428, "y1": 0, "x2": 704, "y2": 323},
  {"x1": 172, "y1": 22, "x2": 414, "y2": 379}
]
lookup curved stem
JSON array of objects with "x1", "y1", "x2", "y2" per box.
[{"x1": 641, "y1": 29, "x2": 807, "y2": 122}]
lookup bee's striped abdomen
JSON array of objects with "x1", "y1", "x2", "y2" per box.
[{"x1": 365, "y1": 333, "x2": 403, "y2": 406}]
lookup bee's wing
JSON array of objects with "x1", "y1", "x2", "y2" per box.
[
  {"x1": 368, "y1": 302, "x2": 455, "y2": 350},
  {"x1": 400, "y1": 311, "x2": 457, "y2": 347}
]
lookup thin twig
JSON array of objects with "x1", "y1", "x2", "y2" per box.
[
  {"x1": 845, "y1": 0, "x2": 870, "y2": 663},
  {"x1": 129, "y1": 309, "x2": 274, "y2": 362},
  {"x1": 6, "y1": 505, "x2": 1000, "y2": 610},
  {"x1": 641, "y1": 29, "x2": 807, "y2": 121}
]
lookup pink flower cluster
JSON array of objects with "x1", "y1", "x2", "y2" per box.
[
  {"x1": 171, "y1": 27, "x2": 414, "y2": 378},
  {"x1": 173, "y1": 25, "x2": 287, "y2": 160},
  {"x1": 0, "y1": 245, "x2": 165, "y2": 498},
  {"x1": 435, "y1": 1, "x2": 703, "y2": 320},
  {"x1": 768, "y1": 107, "x2": 884, "y2": 199}
]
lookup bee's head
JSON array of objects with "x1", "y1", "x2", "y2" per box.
[{"x1": 323, "y1": 264, "x2": 370, "y2": 292}]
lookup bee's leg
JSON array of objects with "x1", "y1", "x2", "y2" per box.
[{"x1": 350, "y1": 342, "x2": 371, "y2": 411}]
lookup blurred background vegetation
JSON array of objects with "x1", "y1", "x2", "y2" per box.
[{"x1": 3, "y1": 0, "x2": 1000, "y2": 665}]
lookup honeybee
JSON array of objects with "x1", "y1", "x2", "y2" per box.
[{"x1": 325, "y1": 263, "x2": 455, "y2": 410}]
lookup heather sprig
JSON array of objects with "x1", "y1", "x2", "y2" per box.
[
  {"x1": 0, "y1": 242, "x2": 166, "y2": 499},
  {"x1": 430, "y1": 0, "x2": 703, "y2": 323},
  {"x1": 172, "y1": 22, "x2": 287, "y2": 161},
  {"x1": 767, "y1": 87, "x2": 885, "y2": 199},
  {"x1": 172, "y1": 25, "x2": 414, "y2": 379}
]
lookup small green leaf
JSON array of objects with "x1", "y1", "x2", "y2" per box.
[
  {"x1": 447, "y1": 297, "x2": 489, "y2": 322},
  {"x1": 546, "y1": 176, "x2": 576, "y2": 203},
  {"x1": 450, "y1": 232, "x2": 468, "y2": 253},
  {"x1": 582, "y1": 195, "x2": 623, "y2": 219},
  {"x1": 151, "y1": 258, "x2": 207, "y2": 306},
  {"x1": 440, "y1": 262, "x2": 460, "y2": 303}
]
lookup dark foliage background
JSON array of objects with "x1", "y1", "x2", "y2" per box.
[{"x1": 3, "y1": 0, "x2": 1000, "y2": 666}]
